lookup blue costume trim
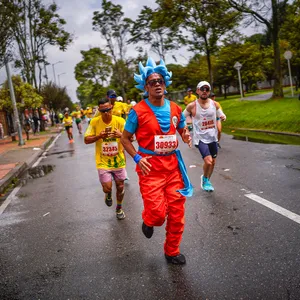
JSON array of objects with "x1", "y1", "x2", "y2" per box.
[{"x1": 138, "y1": 147, "x2": 193, "y2": 197}]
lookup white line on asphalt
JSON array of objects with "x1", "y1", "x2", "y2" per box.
[
  {"x1": 245, "y1": 193, "x2": 300, "y2": 225},
  {"x1": 0, "y1": 133, "x2": 62, "y2": 215},
  {"x1": 32, "y1": 133, "x2": 61, "y2": 168}
]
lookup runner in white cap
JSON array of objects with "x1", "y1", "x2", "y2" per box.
[{"x1": 183, "y1": 81, "x2": 226, "y2": 192}]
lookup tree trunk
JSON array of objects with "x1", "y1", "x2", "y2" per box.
[{"x1": 271, "y1": 0, "x2": 283, "y2": 98}]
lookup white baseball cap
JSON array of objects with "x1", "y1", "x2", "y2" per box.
[
  {"x1": 116, "y1": 96, "x2": 123, "y2": 102},
  {"x1": 197, "y1": 81, "x2": 211, "y2": 90}
]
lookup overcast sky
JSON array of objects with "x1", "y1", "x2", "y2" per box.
[{"x1": 0, "y1": 0, "x2": 261, "y2": 103}]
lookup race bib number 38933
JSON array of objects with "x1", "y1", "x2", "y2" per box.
[{"x1": 154, "y1": 134, "x2": 177, "y2": 154}]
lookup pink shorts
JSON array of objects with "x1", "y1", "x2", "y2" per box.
[{"x1": 98, "y1": 168, "x2": 126, "y2": 183}]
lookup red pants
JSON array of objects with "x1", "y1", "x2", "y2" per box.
[{"x1": 138, "y1": 168, "x2": 186, "y2": 256}]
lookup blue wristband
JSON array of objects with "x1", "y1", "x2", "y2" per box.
[{"x1": 133, "y1": 153, "x2": 142, "y2": 164}]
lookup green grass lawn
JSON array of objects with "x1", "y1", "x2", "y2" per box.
[{"x1": 221, "y1": 96, "x2": 300, "y2": 133}]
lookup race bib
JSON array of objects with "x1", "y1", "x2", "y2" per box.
[
  {"x1": 154, "y1": 134, "x2": 177, "y2": 154},
  {"x1": 102, "y1": 141, "x2": 118, "y2": 156},
  {"x1": 200, "y1": 117, "x2": 215, "y2": 130}
]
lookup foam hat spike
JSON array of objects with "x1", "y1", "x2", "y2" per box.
[{"x1": 134, "y1": 57, "x2": 172, "y2": 96}]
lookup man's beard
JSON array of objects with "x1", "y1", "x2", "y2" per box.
[{"x1": 200, "y1": 95, "x2": 208, "y2": 100}]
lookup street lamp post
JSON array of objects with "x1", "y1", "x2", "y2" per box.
[
  {"x1": 5, "y1": 61, "x2": 25, "y2": 146},
  {"x1": 58, "y1": 72, "x2": 66, "y2": 86},
  {"x1": 284, "y1": 50, "x2": 294, "y2": 97},
  {"x1": 234, "y1": 61, "x2": 243, "y2": 99},
  {"x1": 52, "y1": 61, "x2": 63, "y2": 85}
]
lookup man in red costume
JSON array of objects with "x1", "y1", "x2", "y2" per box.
[{"x1": 121, "y1": 57, "x2": 193, "y2": 265}]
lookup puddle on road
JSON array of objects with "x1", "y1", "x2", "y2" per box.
[
  {"x1": 223, "y1": 129, "x2": 300, "y2": 145},
  {"x1": 21, "y1": 164, "x2": 55, "y2": 186}
]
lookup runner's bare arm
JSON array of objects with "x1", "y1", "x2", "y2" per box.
[
  {"x1": 215, "y1": 102, "x2": 226, "y2": 121},
  {"x1": 177, "y1": 126, "x2": 192, "y2": 148},
  {"x1": 121, "y1": 130, "x2": 152, "y2": 175},
  {"x1": 84, "y1": 131, "x2": 108, "y2": 144}
]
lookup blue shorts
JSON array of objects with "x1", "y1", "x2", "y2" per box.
[{"x1": 196, "y1": 141, "x2": 218, "y2": 159}]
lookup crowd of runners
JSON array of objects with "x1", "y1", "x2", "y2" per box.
[{"x1": 63, "y1": 57, "x2": 226, "y2": 265}]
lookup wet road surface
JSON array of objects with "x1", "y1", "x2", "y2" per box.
[{"x1": 1, "y1": 128, "x2": 300, "y2": 300}]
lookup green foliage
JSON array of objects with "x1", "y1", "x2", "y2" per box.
[
  {"x1": 92, "y1": 0, "x2": 135, "y2": 99},
  {"x1": 215, "y1": 42, "x2": 273, "y2": 93},
  {"x1": 6, "y1": 0, "x2": 72, "y2": 90},
  {"x1": 280, "y1": 0, "x2": 300, "y2": 67},
  {"x1": 40, "y1": 82, "x2": 73, "y2": 111},
  {"x1": 156, "y1": 0, "x2": 241, "y2": 86},
  {"x1": 76, "y1": 81, "x2": 106, "y2": 108},
  {"x1": 128, "y1": 6, "x2": 179, "y2": 61},
  {"x1": 0, "y1": 76, "x2": 43, "y2": 112},
  {"x1": 75, "y1": 48, "x2": 112, "y2": 85},
  {"x1": 0, "y1": 1, "x2": 15, "y2": 67}
]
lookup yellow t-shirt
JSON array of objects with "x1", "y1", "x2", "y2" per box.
[
  {"x1": 63, "y1": 116, "x2": 73, "y2": 127},
  {"x1": 112, "y1": 102, "x2": 127, "y2": 118},
  {"x1": 184, "y1": 94, "x2": 197, "y2": 105},
  {"x1": 72, "y1": 111, "x2": 81, "y2": 120},
  {"x1": 84, "y1": 115, "x2": 126, "y2": 170}
]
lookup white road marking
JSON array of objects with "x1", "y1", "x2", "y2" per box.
[
  {"x1": 0, "y1": 133, "x2": 61, "y2": 215},
  {"x1": 245, "y1": 193, "x2": 300, "y2": 225}
]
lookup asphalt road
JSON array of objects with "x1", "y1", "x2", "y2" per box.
[{"x1": 1, "y1": 127, "x2": 300, "y2": 300}]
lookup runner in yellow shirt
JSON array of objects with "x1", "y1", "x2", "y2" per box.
[
  {"x1": 184, "y1": 88, "x2": 197, "y2": 105},
  {"x1": 71, "y1": 106, "x2": 83, "y2": 134},
  {"x1": 62, "y1": 111, "x2": 74, "y2": 143},
  {"x1": 84, "y1": 98, "x2": 126, "y2": 220},
  {"x1": 113, "y1": 96, "x2": 127, "y2": 118}
]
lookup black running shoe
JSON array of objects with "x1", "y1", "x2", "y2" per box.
[
  {"x1": 142, "y1": 222, "x2": 153, "y2": 239},
  {"x1": 165, "y1": 253, "x2": 186, "y2": 265},
  {"x1": 105, "y1": 194, "x2": 112, "y2": 207}
]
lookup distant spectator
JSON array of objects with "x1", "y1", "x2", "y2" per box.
[
  {"x1": 23, "y1": 109, "x2": 32, "y2": 140},
  {"x1": 184, "y1": 88, "x2": 197, "y2": 105},
  {"x1": 0, "y1": 122, "x2": 4, "y2": 139},
  {"x1": 32, "y1": 110, "x2": 40, "y2": 135}
]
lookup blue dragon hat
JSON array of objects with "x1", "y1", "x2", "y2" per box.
[{"x1": 134, "y1": 57, "x2": 172, "y2": 96}]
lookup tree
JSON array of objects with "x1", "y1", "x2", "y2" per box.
[
  {"x1": 8, "y1": 0, "x2": 72, "y2": 91},
  {"x1": 75, "y1": 48, "x2": 112, "y2": 86},
  {"x1": 128, "y1": 6, "x2": 179, "y2": 61},
  {"x1": 228, "y1": 0, "x2": 289, "y2": 98},
  {"x1": 40, "y1": 82, "x2": 73, "y2": 112},
  {"x1": 0, "y1": 1, "x2": 16, "y2": 67},
  {"x1": 92, "y1": 0, "x2": 133, "y2": 99},
  {"x1": 280, "y1": 0, "x2": 300, "y2": 89},
  {"x1": 76, "y1": 81, "x2": 106, "y2": 108},
  {"x1": 156, "y1": 0, "x2": 241, "y2": 90},
  {"x1": 215, "y1": 41, "x2": 273, "y2": 97},
  {"x1": 0, "y1": 75, "x2": 43, "y2": 112}
]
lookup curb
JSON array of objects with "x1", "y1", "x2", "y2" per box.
[
  {"x1": 0, "y1": 134, "x2": 56, "y2": 195},
  {"x1": 225, "y1": 127, "x2": 300, "y2": 137}
]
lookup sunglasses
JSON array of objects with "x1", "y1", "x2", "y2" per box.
[
  {"x1": 99, "y1": 107, "x2": 112, "y2": 113},
  {"x1": 200, "y1": 87, "x2": 210, "y2": 92},
  {"x1": 109, "y1": 95, "x2": 116, "y2": 99},
  {"x1": 147, "y1": 79, "x2": 165, "y2": 87}
]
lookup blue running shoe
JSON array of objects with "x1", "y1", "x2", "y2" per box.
[
  {"x1": 201, "y1": 175, "x2": 214, "y2": 192},
  {"x1": 205, "y1": 178, "x2": 214, "y2": 192}
]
